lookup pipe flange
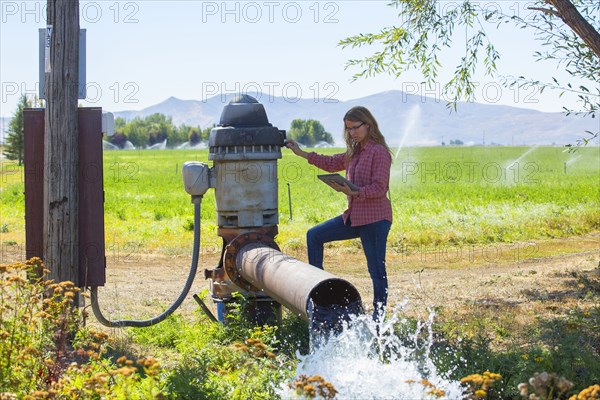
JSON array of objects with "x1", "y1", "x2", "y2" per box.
[{"x1": 223, "y1": 232, "x2": 280, "y2": 292}]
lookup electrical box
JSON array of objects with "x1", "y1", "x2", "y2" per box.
[
  {"x1": 102, "y1": 112, "x2": 115, "y2": 136},
  {"x1": 23, "y1": 108, "x2": 106, "y2": 287}
]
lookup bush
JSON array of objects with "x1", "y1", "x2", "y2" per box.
[{"x1": 0, "y1": 258, "x2": 163, "y2": 398}]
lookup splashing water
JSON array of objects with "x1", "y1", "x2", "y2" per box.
[
  {"x1": 395, "y1": 105, "x2": 421, "y2": 161},
  {"x1": 102, "y1": 140, "x2": 137, "y2": 150},
  {"x1": 280, "y1": 304, "x2": 464, "y2": 399},
  {"x1": 308, "y1": 300, "x2": 364, "y2": 338}
]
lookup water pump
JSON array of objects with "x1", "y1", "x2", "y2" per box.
[{"x1": 183, "y1": 95, "x2": 363, "y2": 325}]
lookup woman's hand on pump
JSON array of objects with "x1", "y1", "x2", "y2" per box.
[
  {"x1": 285, "y1": 138, "x2": 358, "y2": 196},
  {"x1": 285, "y1": 139, "x2": 308, "y2": 159}
]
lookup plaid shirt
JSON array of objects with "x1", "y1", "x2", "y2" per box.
[{"x1": 308, "y1": 141, "x2": 393, "y2": 226}]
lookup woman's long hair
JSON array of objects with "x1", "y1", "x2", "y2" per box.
[{"x1": 343, "y1": 106, "x2": 392, "y2": 164}]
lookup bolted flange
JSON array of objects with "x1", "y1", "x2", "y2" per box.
[{"x1": 222, "y1": 232, "x2": 280, "y2": 292}]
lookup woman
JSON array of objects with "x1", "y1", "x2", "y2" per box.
[{"x1": 286, "y1": 106, "x2": 393, "y2": 321}]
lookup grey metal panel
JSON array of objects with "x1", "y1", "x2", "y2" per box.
[{"x1": 38, "y1": 28, "x2": 86, "y2": 99}]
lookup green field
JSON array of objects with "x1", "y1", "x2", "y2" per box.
[
  {"x1": 1, "y1": 145, "x2": 599, "y2": 398},
  {"x1": 1, "y1": 146, "x2": 599, "y2": 257}
]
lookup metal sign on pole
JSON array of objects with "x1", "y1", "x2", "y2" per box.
[{"x1": 38, "y1": 27, "x2": 86, "y2": 99}]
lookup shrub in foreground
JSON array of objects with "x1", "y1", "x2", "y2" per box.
[{"x1": 0, "y1": 258, "x2": 163, "y2": 398}]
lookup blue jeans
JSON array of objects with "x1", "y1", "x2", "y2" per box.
[{"x1": 307, "y1": 215, "x2": 392, "y2": 315}]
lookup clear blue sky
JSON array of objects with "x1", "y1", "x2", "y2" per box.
[{"x1": 0, "y1": 0, "x2": 584, "y2": 119}]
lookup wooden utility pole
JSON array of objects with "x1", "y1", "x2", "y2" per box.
[{"x1": 44, "y1": 0, "x2": 80, "y2": 285}]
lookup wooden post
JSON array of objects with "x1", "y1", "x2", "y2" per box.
[{"x1": 44, "y1": 0, "x2": 80, "y2": 286}]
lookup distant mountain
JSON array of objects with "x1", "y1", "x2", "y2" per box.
[{"x1": 111, "y1": 91, "x2": 598, "y2": 146}]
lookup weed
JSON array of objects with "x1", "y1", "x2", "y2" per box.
[
  {"x1": 182, "y1": 218, "x2": 194, "y2": 232},
  {"x1": 289, "y1": 374, "x2": 338, "y2": 399},
  {"x1": 517, "y1": 372, "x2": 574, "y2": 399},
  {"x1": 116, "y1": 209, "x2": 127, "y2": 221}
]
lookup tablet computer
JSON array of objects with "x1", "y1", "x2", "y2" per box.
[{"x1": 317, "y1": 173, "x2": 359, "y2": 191}]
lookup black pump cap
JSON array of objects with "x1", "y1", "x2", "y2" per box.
[
  {"x1": 209, "y1": 95, "x2": 285, "y2": 150},
  {"x1": 219, "y1": 95, "x2": 270, "y2": 127}
]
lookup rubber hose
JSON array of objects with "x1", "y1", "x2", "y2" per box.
[{"x1": 91, "y1": 198, "x2": 202, "y2": 327}]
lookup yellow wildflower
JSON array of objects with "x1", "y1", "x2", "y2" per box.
[{"x1": 568, "y1": 384, "x2": 599, "y2": 400}]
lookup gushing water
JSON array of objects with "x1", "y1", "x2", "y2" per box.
[
  {"x1": 103, "y1": 140, "x2": 136, "y2": 150},
  {"x1": 394, "y1": 105, "x2": 421, "y2": 160},
  {"x1": 280, "y1": 304, "x2": 464, "y2": 399}
]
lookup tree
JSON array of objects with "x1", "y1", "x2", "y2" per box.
[
  {"x1": 172, "y1": 124, "x2": 191, "y2": 146},
  {"x1": 119, "y1": 117, "x2": 148, "y2": 147},
  {"x1": 113, "y1": 113, "x2": 202, "y2": 148},
  {"x1": 110, "y1": 132, "x2": 128, "y2": 149},
  {"x1": 288, "y1": 119, "x2": 334, "y2": 147},
  {"x1": 339, "y1": 0, "x2": 599, "y2": 145},
  {"x1": 189, "y1": 129, "x2": 200, "y2": 145},
  {"x1": 3, "y1": 95, "x2": 31, "y2": 165}
]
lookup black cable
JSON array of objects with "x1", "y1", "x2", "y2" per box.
[{"x1": 90, "y1": 198, "x2": 202, "y2": 327}]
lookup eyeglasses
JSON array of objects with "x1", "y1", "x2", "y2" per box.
[{"x1": 345, "y1": 122, "x2": 365, "y2": 134}]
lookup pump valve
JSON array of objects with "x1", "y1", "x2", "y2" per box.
[{"x1": 182, "y1": 162, "x2": 213, "y2": 197}]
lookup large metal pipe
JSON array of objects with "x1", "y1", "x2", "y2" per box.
[{"x1": 236, "y1": 242, "x2": 362, "y2": 322}]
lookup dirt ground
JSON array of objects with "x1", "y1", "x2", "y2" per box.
[
  {"x1": 1, "y1": 232, "x2": 597, "y2": 327},
  {"x1": 76, "y1": 233, "x2": 599, "y2": 329}
]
